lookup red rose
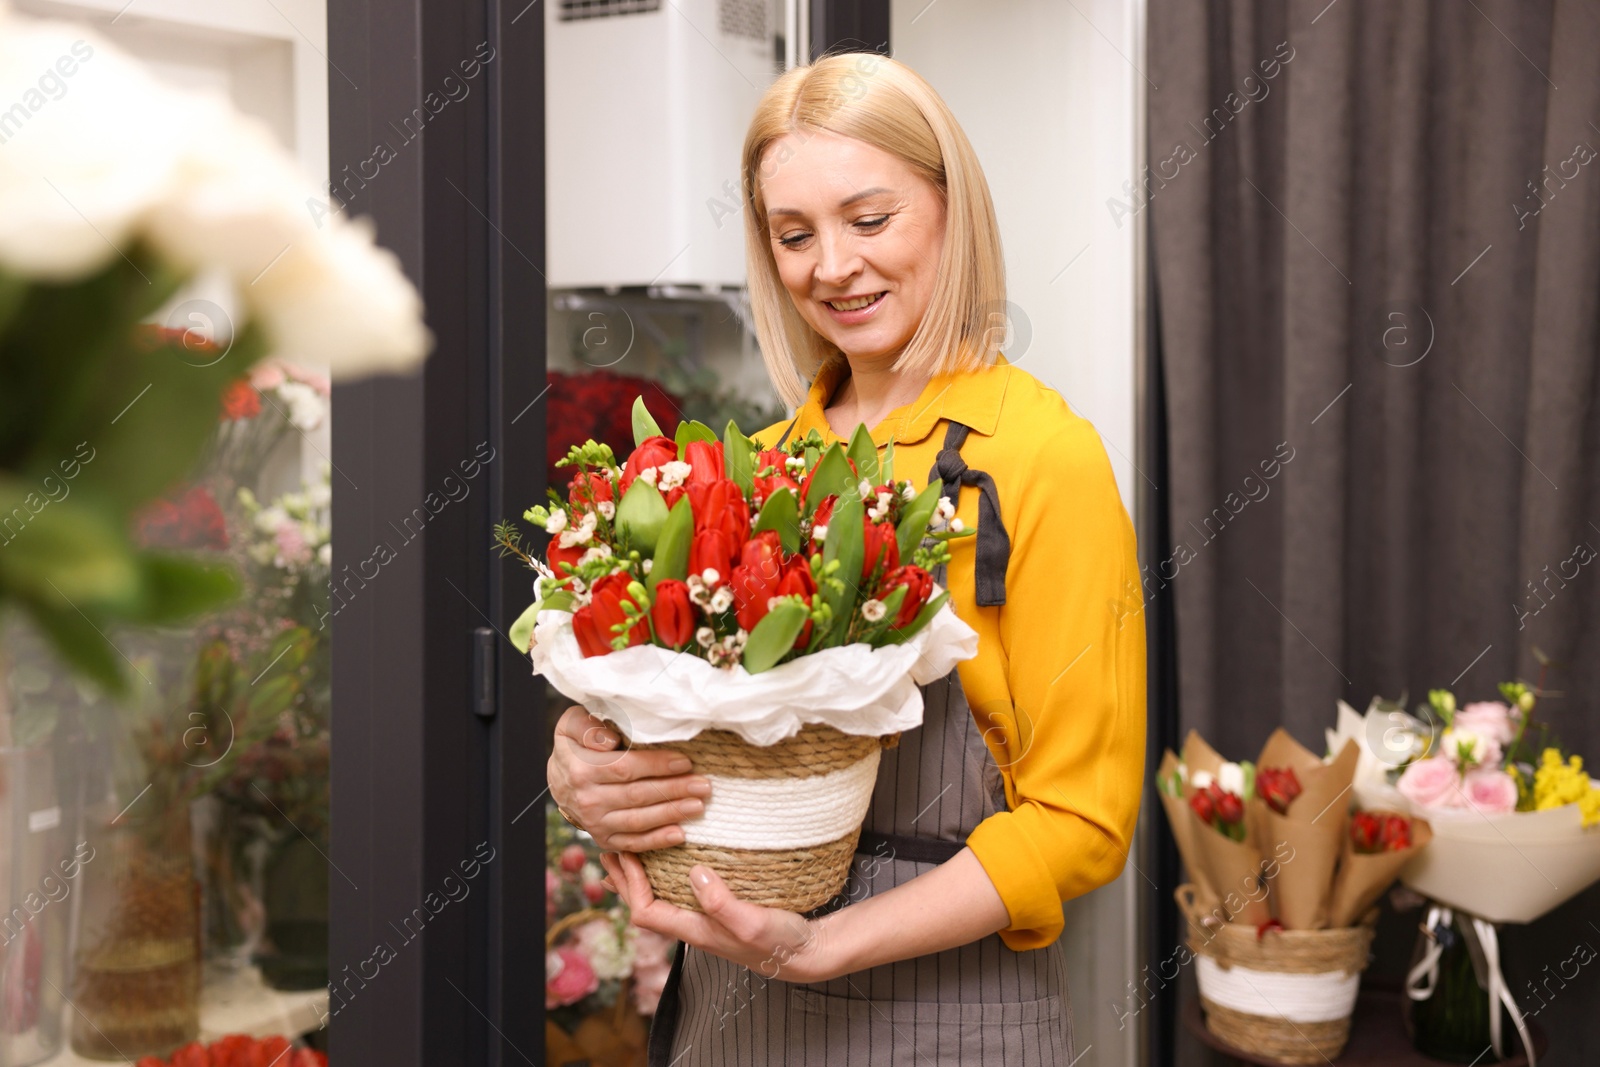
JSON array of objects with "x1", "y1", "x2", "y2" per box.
[
  {"x1": 688, "y1": 479, "x2": 751, "y2": 546},
  {"x1": 575, "y1": 573, "x2": 646, "y2": 656},
  {"x1": 650, "y1": 579, "x2": 696, "y2": 649},
  {"x1": 861, "y1": 521, "x2": 900, "y2": 580},
  {"x1": 619, "y1": 435, "x2": 677, "y2": 496},
  {"x1": 684, "y1": 439, "x2": 726, "y2": 486},
  {"x1": 878, "y1": 565, "x2": 934, "y2": 628},
  {"x1": 689, "y1": 528, "x2": 738, "y2": 585},
  {"x1": 220, "y1": 379, "x2": 261, "y2": 421}
]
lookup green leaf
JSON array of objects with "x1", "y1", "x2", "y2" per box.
[
  {"x1": 742, "y1": 599, "x2": 810, "y2": 674},
  {"x1": 120, "y1": 554, "x2": 240, "y2": 625},
  {"x1": 632, "y1": 396, "x2": 664, "y2": 446},
  {"x1": 846, "y1": 425, "x2": 879, "y2": 486},
  {"x1": 820, "y1": 491, "x2": 863, "y2": 645},
  {"x1": 896, "y1": 481, "x2": 944, "y2": 562},
  {"x1": 881, "y1": 440, "x2": 895, "y2": 486},
  {"x1": 0, "y1": 484, "x2": 141, "y2": 607},
  {"x1": 752, "y1": 487, "x2": 800, "y2": 555},
  {"x1": 803, "y1": 443, "x2": 855, "y2": 514},
  {"x1": 615, "y1": 478, "x2": 669, "y2": 554},
  {"x1": 647, "y1": 495, "x2": 694, "y2": 593},
  {"x1": 673, "y1": 419, "x2": 718, "y2": 451},
  {"x1": 508, "y1": 603, "x2": 540, "y2": 654},
  {"x1": 883, "y1": 590, "x2": 950, "y2": 645},
  {"x1": 724, "y1": 420, "x2": 754, "y2": 497}
]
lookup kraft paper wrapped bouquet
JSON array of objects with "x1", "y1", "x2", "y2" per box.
[
  {"x1": 1157, "y1": 728, "x2": 1430, "y2": 1064},
  {"x1": 498, "y1": 399, "x2": 978, "y2": 912}
]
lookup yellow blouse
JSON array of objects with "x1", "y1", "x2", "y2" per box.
[{"x1": 753, "y1": 354, "x2": 1147, "y2": 951}]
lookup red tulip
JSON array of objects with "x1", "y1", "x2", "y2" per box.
[
  {"x1": 547, "y1": 533, "x2": 586, "y2": 578},
  {"x1": 1214, "y1": 790, "x2": 1244, "y2": 825},
  {"x1": 688, "y1": 479, "x2": 751, "y2": 546},
  {"x1": 800, "y1": 456, "x2": 856, "y2": 509},
  {"x1": 1257, "y1": 766, "x2": 1303, "y2": 815},
  {"x1": 575, "y1": 573, "x2": 647, "y2": 656},
  {"x1": 1379, "y1": 813, "x2": 1412, "y2": 852},
  {"x1": 170, "y1": 1043, "x2": 209, "y2": 1067},
  {"x1": 879, "y1": 565, "x2": 934, "y2": 628},
  {"x1": 251, "y1": 1037, "x2": 292, "y2": 1067},
  {"x1": 1189, "y1": 788, "x2": 1215, "y2": 824},
  {"x1": 731, "y1": 560, "x2": 782, "y2": 632},
  {"x1": 754, "y1": 449, "x2": 800, "y2": 504},
  {"x1": 861, "y1": 521, "x2": 900, "y2": 580},
  {"x1": 809, "y1": 495, "x2": 837, "y2": 551},
  {"x1": 689, "y1": 528, "x2": 738, "y2": 585},
  {"x1": 619, "y1": 435, "x2": 677, "y2": 496},
  {"x1": 567, "y1": 469, "x2": 614, "y2": 508},
  {"x1": 777, "y1": 557, "x2": 818, "y2": 647},
  {"x1": 650, "y1": 579, "x2": 696, "y2": 649},
  {"x1": 684, "y1": 439, "x2": 726, "y2": 486},
  {"x1": 1350, "y1": 811, "x2": 1382, "y2": 854}
]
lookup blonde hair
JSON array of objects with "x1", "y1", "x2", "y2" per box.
[{"x1": 742, "y1": 54, "x2": 1007, "y2": 409}]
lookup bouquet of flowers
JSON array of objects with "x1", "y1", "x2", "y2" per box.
[
  {"x1": 499, "y1": 399, "x2": 978, "y2": 911},
  {"x1": 1157, "y1": 729, "x2": 1430, "y2": 1064},
  {"x1": 1327, "y1": 682, "x2": 1600, "y2": 924}
]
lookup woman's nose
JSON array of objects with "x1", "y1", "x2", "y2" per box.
[{"x1": 813, "y1": 232, "x2": 862, "y2": 288}]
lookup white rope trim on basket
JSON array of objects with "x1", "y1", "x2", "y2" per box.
[
  {"x1": 1196, "y1": 956, "x2": 1360, "y2": 1024},
  {"x1": 682, "y1": 750, "x2": 881, "y2": 850}
]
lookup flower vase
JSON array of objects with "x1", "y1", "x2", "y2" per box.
[
  {"x1": 70, "y1": 799, "x2": 200, "y2": 1059},
  {"x1": 1404, "y1": 908, "x2": 1511, "y2": 1062},
  {"x1": 193, "y1": 797, "x2": 267, "y2": 968},
  {"x1": 253, "y1": 831, "x2": 329, "y2": 991}
]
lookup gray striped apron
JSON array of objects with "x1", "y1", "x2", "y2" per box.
[{"x1": 646, "y1": 420, "x2": 1075, "y2": 1065}]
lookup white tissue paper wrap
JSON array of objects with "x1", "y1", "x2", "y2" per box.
[{"x1": 528, "y1": 590, "x2": 979, "y2": 746}]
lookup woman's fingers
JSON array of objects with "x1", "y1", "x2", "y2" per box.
[{"x1": 555, "y1": 705, "x2": 619, "y2": 751}]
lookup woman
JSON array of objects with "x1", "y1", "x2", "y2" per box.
[{"x1": 550, "y1": 54, "x2": 1145, "y2": 1064}]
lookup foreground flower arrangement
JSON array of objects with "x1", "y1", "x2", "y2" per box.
[
  {"x1": 500, "y1": 399, "x2": 967, "y2": 673},
  {"x1": 500, "y1": 399, "x2": 979, "y2": 912}
]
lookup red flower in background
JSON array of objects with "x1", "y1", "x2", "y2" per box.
[
  {"x1": 136, "y1": 1034, "x2": 322, "y2": 1067},
  {"x1": 134, "y1": 485, "x2": 229, "y2": 551},
  {"x1": 1351, "y1": 811, "x2": 1412, "y2": 854},
  {"x1": 219, "y1": 379, "x2": 261, "y2": 421},
  {"x1": 547, "y1": 370, "x2": 682, "y2": 493},
  {"x1": 1257, "y1": 766, "x2": 1303, "y2": 815}
]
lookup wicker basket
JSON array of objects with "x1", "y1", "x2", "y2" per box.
[
  {"x1": 1178, "y1": 884, "x2": 1377, "y2": 1065},
  {"x1": 632, "y1": 723, "x2": 896, "y2": 913}
]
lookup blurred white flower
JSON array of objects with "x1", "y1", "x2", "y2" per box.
[
  {"x1": 1217, "y1": 762, "x2": 1245, "y2": 797},
  {"x1": 275, "y1": 380, "x2": 324, "y2": 431},
  {"x1": 0, "y1": 6, "x2": 430, "y2": 379}
]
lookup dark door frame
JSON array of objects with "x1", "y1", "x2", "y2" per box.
[{"x1": 326, "y1": 0, "x2": 545, "y2": 1062}]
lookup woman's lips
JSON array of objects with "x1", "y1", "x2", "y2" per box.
[{"x1": 822, "y1": 291, "x2": 887, "y2": 325}]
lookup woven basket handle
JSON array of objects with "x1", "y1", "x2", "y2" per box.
[{"x1": 1175, "y1": 883, "x2": 1223, "y2": 931}]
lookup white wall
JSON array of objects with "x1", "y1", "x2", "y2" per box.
[{"x1": 891, "y1": 2, "x2": 1146, "y2": 1065}]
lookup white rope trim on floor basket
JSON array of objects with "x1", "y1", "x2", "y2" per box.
[
  {"x1": 1196, "y1": 956, "x2": 1360, "y2": 1024},
  {"x1": 682, "y1": 750, "x2": 881, "y2": 850}
]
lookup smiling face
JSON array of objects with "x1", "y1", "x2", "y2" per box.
[{"x1": 759, "y1": 130, "x2": 947, "y2": 369}]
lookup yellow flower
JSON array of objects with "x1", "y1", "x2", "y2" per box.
[{"x1": 1532, "y1": 748, "x2": 1599, "y2": 827}]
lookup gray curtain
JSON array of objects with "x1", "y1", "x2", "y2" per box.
[{"x1": 1149, "y1": 1, "x2": 1600, "y2": 1063}]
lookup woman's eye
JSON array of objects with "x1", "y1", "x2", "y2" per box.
[
  {"x1": 776, "y1": 231, "x2": 812, "y2": 249},
  {"x1": 856, "y1": 214, "x2": 891, "y2": 231}
]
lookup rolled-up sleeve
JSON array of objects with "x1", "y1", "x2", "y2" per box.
[{"x1": 963, "y1": 416, "x2": 1147, "y2": 951}]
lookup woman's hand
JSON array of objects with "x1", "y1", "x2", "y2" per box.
[
  {"x1": 599, "y1": 851, "x2": 842, "y2": 984},
  {"x1": 548, "y1": 706, "x2": 711, "y2": 852}
]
